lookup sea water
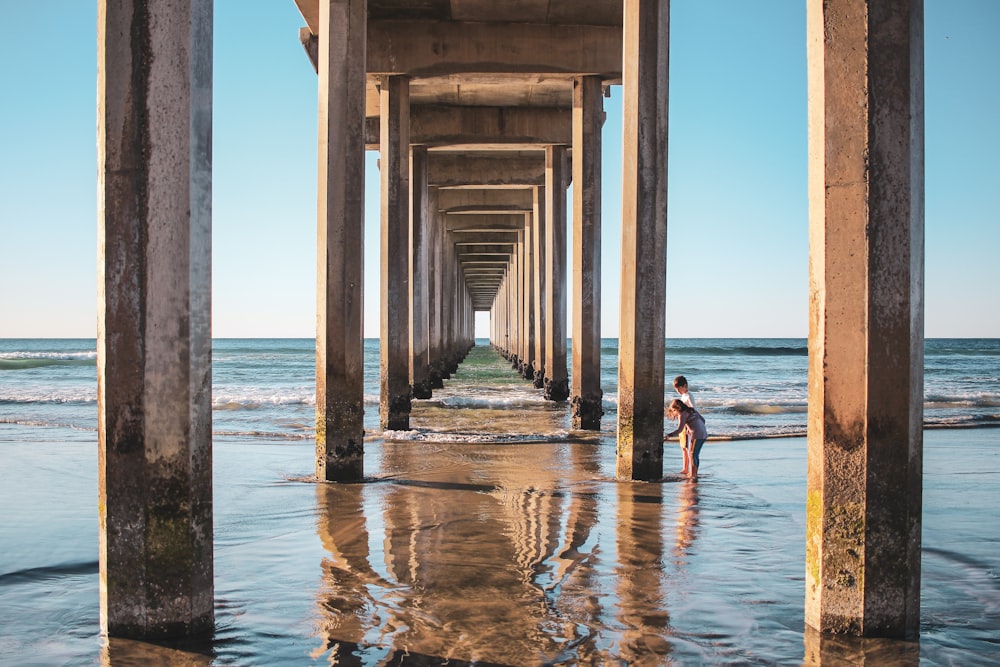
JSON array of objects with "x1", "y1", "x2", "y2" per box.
[
  {"x1": 3, "y1": 338, "x2": 997, "y2": 441},
  {"x1": 0, "y1": 338, "x2": 998, "y2": 665}
]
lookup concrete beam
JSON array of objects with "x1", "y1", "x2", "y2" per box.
[
  {"x1": 446, "y1": 214, "x2": 526, "y2": 230},
  {"x1": 428, "y1": 153, "x2": 545, "y2": 187},
  {"x1": 365, "y1": 106, "x2": 571, "y2": 148},
  {"x1": 367, "y1": 21, "x2": 622, "y2": 77},
  {"x1": 805, "y1": 0, "x2": 924, "y2": 639},
  {"x1": 297, "y1": 16, "x2": 623, "y2": 78},
  {"x1": 438, "y1": 188, "x2": 534, "y2": 213},
  {"x1": 98, "y1": 0, "x2": 214, "y2": 638}
]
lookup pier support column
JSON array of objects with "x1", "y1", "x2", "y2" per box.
[
  {"x1": 616, "y1": 0, "x2": 668, "y2": 481},
  {"x1": 522, "y1": 212, "x2": 536, "y2": 381},
  {"x1": 410, "y1": 146, "x2": 432, "y2": 399},
  {"x1": 98, "y1": 0, "x2": 214, "y2": 637},
  {"x1": 544, "y1": 146, "x2": 569, "y2": 401},
  {"x1": 571, "y1": 75, "x2": 605, "y2": 430},
  {"x1": 805, "y1": 0, "x2": 924, "y2": 638},
  {"x1": 532, "y1": 186, "x2": 547, "y2": 389},
  {"x1": 315, "y1": 0, "x2": 367, "y2": 482},
  {"x1": 426, "y1": 186, "x2": 444, "y2": 389},
  {"x1": 380, "y1": 75, "x2": 412, "y2": 430}
]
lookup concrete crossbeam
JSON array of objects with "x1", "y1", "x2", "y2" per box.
[
  {"x1": 298, "y1": 17, "x2": 623, "y2": 78},
  {"x1": 365, "y1": 105, "x2": 571, "y2": 148},
  {"x1": 446, "y1": 214, "x2": 526, "y2": 230},
  {"x1": 438, "y1": 188, "x2": 534, "y2": 213},
  {"x1": 427, "y1": 153, "x2": 545, "y2": 187}
]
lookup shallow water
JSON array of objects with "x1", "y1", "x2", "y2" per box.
[{"x1": 1, "y1": 347, "x2": 999, "y2": 665}]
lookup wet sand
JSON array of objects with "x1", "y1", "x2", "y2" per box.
[{"x1": 1, "y1": 420, "x2": 998, "y2": 665}]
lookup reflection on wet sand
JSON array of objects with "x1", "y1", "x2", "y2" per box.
[
  {"x1": 615, "y1": 481, "x2": 672, "y2": 665},
  {"x1": 312, "y1": 438, "x2": 613, "y2": 665},
  {"x1": 803, "y1": 626, "x2": 920, "y2": 666},
  {"x1": 101, "y1": 635, "x2": 214, "y2": 666}
]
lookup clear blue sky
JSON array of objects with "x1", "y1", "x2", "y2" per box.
[{"x1": 1, "y1": 1, "x2": 997, "y2": 339}]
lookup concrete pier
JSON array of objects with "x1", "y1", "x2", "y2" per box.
[
  {"x1": 98, "y1": 0, "x2": 214, "y2": 638},
  {"x1": 571, "y1": 75, "x2": 605, "y2": 430},
  {"x1": 94, "y1": 0, "x2": 930, "y2": 641},
  {"x1": 315, "y1": 0, "x2": 366, "y2": 482},
  {"x1": 616, "y1": 0, "x2": 670, "y2": 481},
  {"x1": 805, "y1": 0, "x2": 924, "y2": 638},
  {"x1": 379, "y1": 75, "x2": 412, "y2": 430}
]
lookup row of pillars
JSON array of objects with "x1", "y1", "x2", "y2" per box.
[
  {"x1": 96, "y1": 0, "x2": 924, "y2": 644},
  {"x1": 488, "y1": 78, "x2": 605, "y2": 430}
]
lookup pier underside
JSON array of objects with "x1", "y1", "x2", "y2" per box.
[{"x1": 96, "y1": 0, "x2": 925, "y2": 643}]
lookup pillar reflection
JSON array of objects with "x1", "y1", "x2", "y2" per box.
[
  {"x1": 803, "y1": 626, "x2": 920, "y2": 666},
  {"x1": 313, "y1": 434, "x2": 606, "y2": 664},
  {"x1": 313, "y1": 482, "x2": 391, "y2": 665},
  {"x1": 615, "y1": 482, "x2": 672, "y2": 664}
]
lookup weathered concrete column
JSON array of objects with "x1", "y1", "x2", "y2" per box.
[
  {"x1": 511, "y1": 229, "x2": 523, "y2": 369},
  {"x1": 617, "y1": 0, "x2": 668, "y2": 481},
  {"x1": 441, "y1": 233, "x2": 456, "y2": 377},
  {"x1": 805, "y1": 0, "x2": 924, "y2": 638},
  {"x1": 532, "y1": 185, "x2": 547, "y2": 388},
  {"x1": 98, "y1": 0, "x2": 213, "y2": 637},
  {"x1": 380, "y1": 75, "x2": 412, "y2": 430},
  {"x1": 410, "y1": 146, "x2": 432, "y2": 399},
  {"x1": 544, "y1": 146, "x2": 569, "y2": 401},
  {"x1": 521, "y1": 212, "x2": 536, "y2": 380},
  {"x1": 315, "y1": 0, "x2": 367, "y2": 482},
  {"x1": 426, "y1": 186, "x2": 444, "y2": 389},
  {"x1": 571, "y1": 75, "x2": 605, "y2": 430}
]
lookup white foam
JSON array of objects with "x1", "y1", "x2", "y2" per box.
[{"x1": 0, "y1": 350, "x2": 96, "y2": 360}]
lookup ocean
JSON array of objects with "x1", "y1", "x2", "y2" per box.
[{"x1": 1, "y1": 338, "x2": 998, "y2": 665}]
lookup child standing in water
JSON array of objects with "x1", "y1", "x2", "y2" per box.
[
  {"x1": 670, "y1": 375, "x2": 696, "y2": 475},
  {"x1": 665, "y1": 398, "x2": 708, "y2": 479}
]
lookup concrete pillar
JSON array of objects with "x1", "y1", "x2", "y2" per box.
[
  {"x1": 511, "y1": 229, "x2": 523, "y2": 369},
  {"x1": 97, "y1": 0, "x2": 213, "y2": 638},
  {"x1": 805, "y1": 0, "x2": 924, "y2": 638},
  {"x1": 410, "y1": 146, "x2": 432, "y2": 399},
  {"x1": 571, "y1": 75, "x2": 605, "y2": 430},
  {"x1": 426, "y1": 186, "x2": 444, "y2": 389},
  {"x1": 315, "y1": 0, "x2": 367, "y2": 482},
  {"x1": 617, "y1": 0, "x2": 668, "y2": 481},
  {"x1": 521, "y1": 212, "x2": 536, "y2": 380},
  {"x1": 380, "y1": 75, "x2": 412, "y2": 430},
  {"x1": 441, "y1": 234, "x2": 455, "y2": 376},
  {"x1": 532, "y1": 186, "x2": 547, "y2": 389},
  {"x1": 544, "y1": 146, "x2": 569, "y2": 401}
]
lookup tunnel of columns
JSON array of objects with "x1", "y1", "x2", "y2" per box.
[{"x1": 96, "y1": 0, "x2": 924, "y2": 644}]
